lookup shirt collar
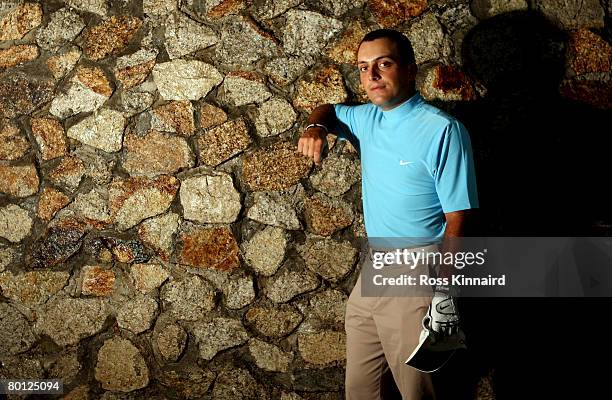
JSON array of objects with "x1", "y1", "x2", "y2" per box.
[{"x1": 380, "y1": 91, "x2": 423, "y2": 121}]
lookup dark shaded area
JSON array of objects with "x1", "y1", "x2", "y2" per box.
[{"x1": 439, "y1": 10, "x2": 612, "y2": 400}]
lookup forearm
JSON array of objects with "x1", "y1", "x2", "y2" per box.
[
  {"x1": 438, "y1": 210, "x2": 470, "y2": 280},
  {"x1": 307, "y1": 104, "x2": 337, "y2": 133}
]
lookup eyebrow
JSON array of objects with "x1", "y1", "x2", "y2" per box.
[{"x1": 357, "y1": 55, "x2": 395, "y2": 65}]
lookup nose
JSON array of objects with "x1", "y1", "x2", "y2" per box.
[{"x1": 367, "y1": 65, "x2": 380, "y2": 81}]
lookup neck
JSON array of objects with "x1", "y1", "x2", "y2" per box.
[{"x1": 381, "y1": 88, "x2": 417, "y2": 111}]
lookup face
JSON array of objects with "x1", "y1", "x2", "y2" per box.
[{"x1": 357, "y1": 38, "x2": 416, "y2": 110}]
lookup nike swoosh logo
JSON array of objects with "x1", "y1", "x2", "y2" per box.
[{"x1": 399, "y1": 160, "x2": 414, "y2": 165}]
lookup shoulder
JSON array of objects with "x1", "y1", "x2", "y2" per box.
[
  {"x1": 417, "y1": 102, "x2": 460, "y2": 132},
  {"x1": 334, "y1": 102, "x2": 377, "y2": 115}
]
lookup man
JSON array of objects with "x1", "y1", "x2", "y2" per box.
[{"x1": 297, "y1": 29, "x2": 479, "y2": 399}]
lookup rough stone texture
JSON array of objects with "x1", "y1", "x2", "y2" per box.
[
  {"x1": 0, "y1": 72, "x2": 54, "y2": 119},
  {"x1": 368, "y1": 0, "x2": 428, "y2": 27},
  {"x1": 164, "y1": 12, "x2": 218, "y2": 59},
  {"x1": 46, "y1": 47, "x2": 82, "y2": 81},
  {"x1": 81, "y1": 265, "x2": 116, "y2": 297},
  {"x1": 219, "y1": 71, "x2": 271, "y2": 106},
  {"x1": 199, "y1": 103, "x2": 228, "y2": 129},
  {"x1": 293, "y1": 66, "x2": 348, "y2": 113},
  {"x1": 48, "y1": 349, "x2": 81, "y2": 385},
  {"x1": 31, "y1": 117, "x2": 68, "y2": 161},
  {"x1": 66, "y1": 109, "x2": 125, "y2": 152},
  {"x1": 192, "y1": 317, "x2": 249, "y2": 360},
  {"x1": 0, "y1": 2, "x2": 42, "y2": 41},
  {"x1": 253, "y1": 0, "x2": 302, "y2": 20},
  {"x1": 283, "y1": 10, "x2": 342, "y2": 57},
  {"x1": 305, "y1": 194, "x2": 354, "y2": 236},
  {"x1": 69, "y1": 187, "x2": 112, "y2": 227},
  {"x1": 197, "y1": 118, "x2": 252, "y2": 166},
  {"x1": 222, "y1": 272, "x2": 255, "y2": 309},
  {"x1": 249, "y1": 338, "x2": 292, "y2": 372},
  {"x1": 243, "y1": 226, "x2": 288, "y2": 276},
  {"x1": 536, "y1": 0, "x2": 604, "y2": 29},
  {"x1": 83, "y1": 16, "x2": 143, "y2": 61},
  {"x1": 253, "y1": 97, "x2": 297, "y2": 137},
  {"x1": 567, "y1": 29, "x2": 612, "y2": 75},
  {"x1": 180, "y1": 172, "x2": 241, "y2": 223},
  {"x1": 137, "y1": 213, "x2": 179, "y2": 261},
  {"x1": 117, "y1": 294, "x2": 159, "y2": 333},
  {"x1": 153, "y1": 60, "x2": 223, "y2": 100},
  {"x1": 0, "y1": 121, "x2": 30, "y2": 161},
  {"x1": 114, "y1": 49, "x2": 158, "y2": 89},
  {"x1": 470, "y1": 0, "x2": 528, "y2": 20},
  {"x1": 298, "y1": 237, "x2": 357, "y2": 282},
  {"x1": 179, "y1": 226, "x2": 240, "y2": 271},
  {"x1": 325, "y1": 21, "x2": 367, "y2": 65},
  {"x1": 130, "y1": 263, "x2": 170, "y2": 294},
  {"x1": 119, "y1": 90, "x2": 156, "y2": 117},
  {"x1": 144, "y1": 0, "x2": 177, "y2": 15},
  {"x1": 50, "y1": 66, "x2": 114, "y2": 119},
  {"x1": 48, "y1": 155, "x2": 86, "y2": 191},
  {"x1": 155, "y1": 322, "x2": 187, "y2": 362},
  {"x1": 160, "y1": 274, "x2": 216, "y2": 321},
  {"x1": 109, "y1": 175, "x2": 179, "y2": 231},
  {"x1": 0, "y1": 163, "x2": 39, "y2": 197},
  {"x1": 309, "y1": 289, "x2": 348, "y2": 326},
  {"x1": 122, "y1": 130, "x2": 193, "y2": 177},
  {"x1": 36, "y1": 8, "x2": 85, "y2": 52},
  {"x1": 266, "y1": 264, "x2": 319, "y2": 303},
  {"x1": 0, "y1": 246, "x2": 14, "y2": 271},
  {"x1": 406, "y1": 13, "x2": 452, "y2": 64},
  {"x1": 0, "y1": 270, "x2": 69, "y2": 305},
  {"x1": 298, "y1": 331, "x2": 346, "y2": 365},
  {"x1": 0, "y1": 303, "x2": 36, "y2": 356},
  {"x1": 212, "y1": 368, "x2": 268, "y2": 400},
  {"x1": 242, "y1": 141, "x2": 311, "y2": 191},
  {"x1": 37, "y1": 187, "x2": 70, "y2": 222},
  {"x1": 559, "y1": 79, "x2": 612, "y2": 110},
  {"x1": 157, "y1": 365, "x2": 216, "y2": 399},
  {"x1": 245, "y1": 305, "x2": 303, "y2": 338},
  {"x1": 95, "y1": 337, "x2": 149, "y2": 392},
  {"x1": 0, "y1": 44, "x2": 39, "y2": 68},
  {"x1": 264, "y1": 55, "x2": 316, "y2": 86},
  {"x1": 215, "y1": 16, "x2": 280, "y2": 67},
  {"x1": 418, "y1": 63, "x2": 479, "y2": 101},
  {"x1": 151, "y1": 101, "x2": 196, "y2": 136},
  {"x1": 309, "y1": 154, "x2": 360, "y2": 197},
  {"x1": 36, "y1": 297, "x2": 109, "y2": 346},
  {"x1": 247, "y1": 191, "x2": 301, "y2": 230},
  {"x1": 30, "y1": 217, "x2": 88, "y2": 269},
  {"x1": 66, "y1": 0, "x2": 108, "y2": 16}
]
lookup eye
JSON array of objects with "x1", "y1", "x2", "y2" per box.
[
  {"x1": 379, "y1": 61, "x2": 392, "y2": 68},
  {"x1": 359, "y1": 66, "x2": 368, "y2": 72}
]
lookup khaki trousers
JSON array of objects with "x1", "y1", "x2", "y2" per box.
[{"x1": 345, "y1": 243, "x2": 438, "y2": 400}]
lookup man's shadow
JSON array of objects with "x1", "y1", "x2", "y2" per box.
[{"x1": 434, "y1": 10, "x2": 611, "y2": 400}]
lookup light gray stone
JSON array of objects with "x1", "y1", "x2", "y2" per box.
[
  {"x1": 310, "y1": 154, "x2": 361, "y2": 197},
  {"x1": 0, "y1": 270, "x2": 69, "y2": 306},
  {"x1": 160, "y1": 275, "x2": 216, "y2": 321},
  {"x1": 36, "y1": 7, "x2": 85, "y2": 52},
  {"x1": 407, "y1": 13, "x2": 451, "y2": 64},
  {"x1": 249, "y1": 338, "x2": 292, "y2": 372},
  {"x1": 312, "y1": 0, "x2": 362, "y2": 15},
  {"x1": 36, "y1": 297, "x2": 110, "y2": 346},
  {"x1": 247, "y1": 191, "x2": 301, "y2": 230},
  {"x1": 66, "y1": 0, "x2": 108, "y2": 16},
  {"x1": 118, "y1": 90, "x2": 156, "y2": 117},
  {"x1": 117, "y1": 294, "x2": 159, "y2": 334},
  {"x1": 245, "y1": 305, "x2": 303, "y2": 338},
  {"x1": 283, "y1": 10, "x2": 342, "y2": 57},
  {"x1": 470, "y1": 0, "x2": 528, "y2": 19},
  {"x1": 50, "y1": 77, "x2": 111, "y2": 120},
  {"x1": 0, "y1": 204, "x2": 32, "y2": 243},
  {"x1": 298, "y1": 237, "x2": 357, "y2": 282},
  {"x1": 95, "y1": 337, "x2": 149, "y2": 392},
  {"x1": 0, "y1": 303, "x2": 36, "y2": 356},
  {"x1": 46, "y1": 47, "x2": 82, "y2": 81},
  {"x1": 67, "y1": 109, "x2": 125, "y2": 153},
  {"x1": 130, "y1": 263, "x2": 170, "y2": 293},
  {"x1": 223, "y1": 273, "x2": 255, "y2": 309},
  {"x1": 180, "y1": 172, "x2": 242, "y2": 224},
  {"x1": 536, "y1": 0, "x2": 604, "y2": 29},
  {"x1": 264, "y1": 55, "x2": 316, "y2": 86},
  {"x1": 73, "y1": 145, "x2": 116, "y2": 185},
  {"x1": 309, "y1": 289, "x2": 348, "y2": 326},
  {"x1": 137, "y1": 213, "x2": 180, "y2": 261},
  {"x1": 152, "y1": 60, "x2": 223, "y2": 101},
  {"x1": 192, "y1": 317, "x2": 249, "y2": 360},
  {"x1": 164, "y1": 12, "x2": 218, "y2": 59},
  {"x1": 114, "y1": 48, "x2": 158, "y2": 89},
  {"x1": 122, "y1": 130, "x2": 194, "y2": 177},
  {"x1": 266, "y1": 264, "x2": 319, "y2": 303},
  {"x1": 244, "y1": 226, "x2": 288, "y2": 276},
  {"x1": 253, "y1": 0, "x2": 301, "y2": 20},
  {"x1": 219, "y1": 72, "x2": 271, "y2": 106},
  {"x1": 215, "y1": 16, "x2": 280, "y2": 67},
  {"x1": 69, "y1": 187, "x2": 112, "y2": 226},
  {"x1": 254, "y1": 97, "x2": 296, "y2": 137}
]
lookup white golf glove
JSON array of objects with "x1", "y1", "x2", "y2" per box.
[{"x1": 423, "y1": 285, "x2": 461, "y2": 337}]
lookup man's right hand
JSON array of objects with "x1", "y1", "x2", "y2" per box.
[{"x1": 297, "y1": 127, "x2": 327, "y2": 166}]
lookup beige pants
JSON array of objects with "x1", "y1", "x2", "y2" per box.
[{"x1": 345, "y1": 244, "x2": 438, "y2": 400}]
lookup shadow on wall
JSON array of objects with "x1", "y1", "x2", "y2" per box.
[
  {"x1": 457, "y1": 10, "x2": 611, "y2": 236},
  {"x1": 432, "y1": 10, "x2": 612, "y2": 400}
]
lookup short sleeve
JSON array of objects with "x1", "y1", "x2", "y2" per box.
[
  {"x1": 332, "y1": 104, "x2": 361, "y2": 150},
  {"x1": 433, "y1": 120, "x2": 479, "y2": 213}
]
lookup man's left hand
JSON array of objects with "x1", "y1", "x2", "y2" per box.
[{"x1": 425, "y1": 286, "x2": 461, "y2": 337}]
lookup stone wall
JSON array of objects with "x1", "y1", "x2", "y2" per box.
[{"x1": 0, "y1": 0, "x2": 610, "y2": 399}]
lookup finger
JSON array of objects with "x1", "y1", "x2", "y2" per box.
[
  {"x1": 301, "y1": 139, "x2": 310, "y2": 158},
  {"x1": 297, "y1": 137, "x2": 304, "y2": 153},
  {"x1": 313, "y1": 142, "x2": 322, "y2": 164}
]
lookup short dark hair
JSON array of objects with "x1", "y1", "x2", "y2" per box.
[{"x1": 359, "y1": 29, "x2": 416, "y2": 65}]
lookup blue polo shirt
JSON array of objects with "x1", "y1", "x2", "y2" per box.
[{"x1": 333, "y1": 92, "x2": 479, "y2": 243}]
